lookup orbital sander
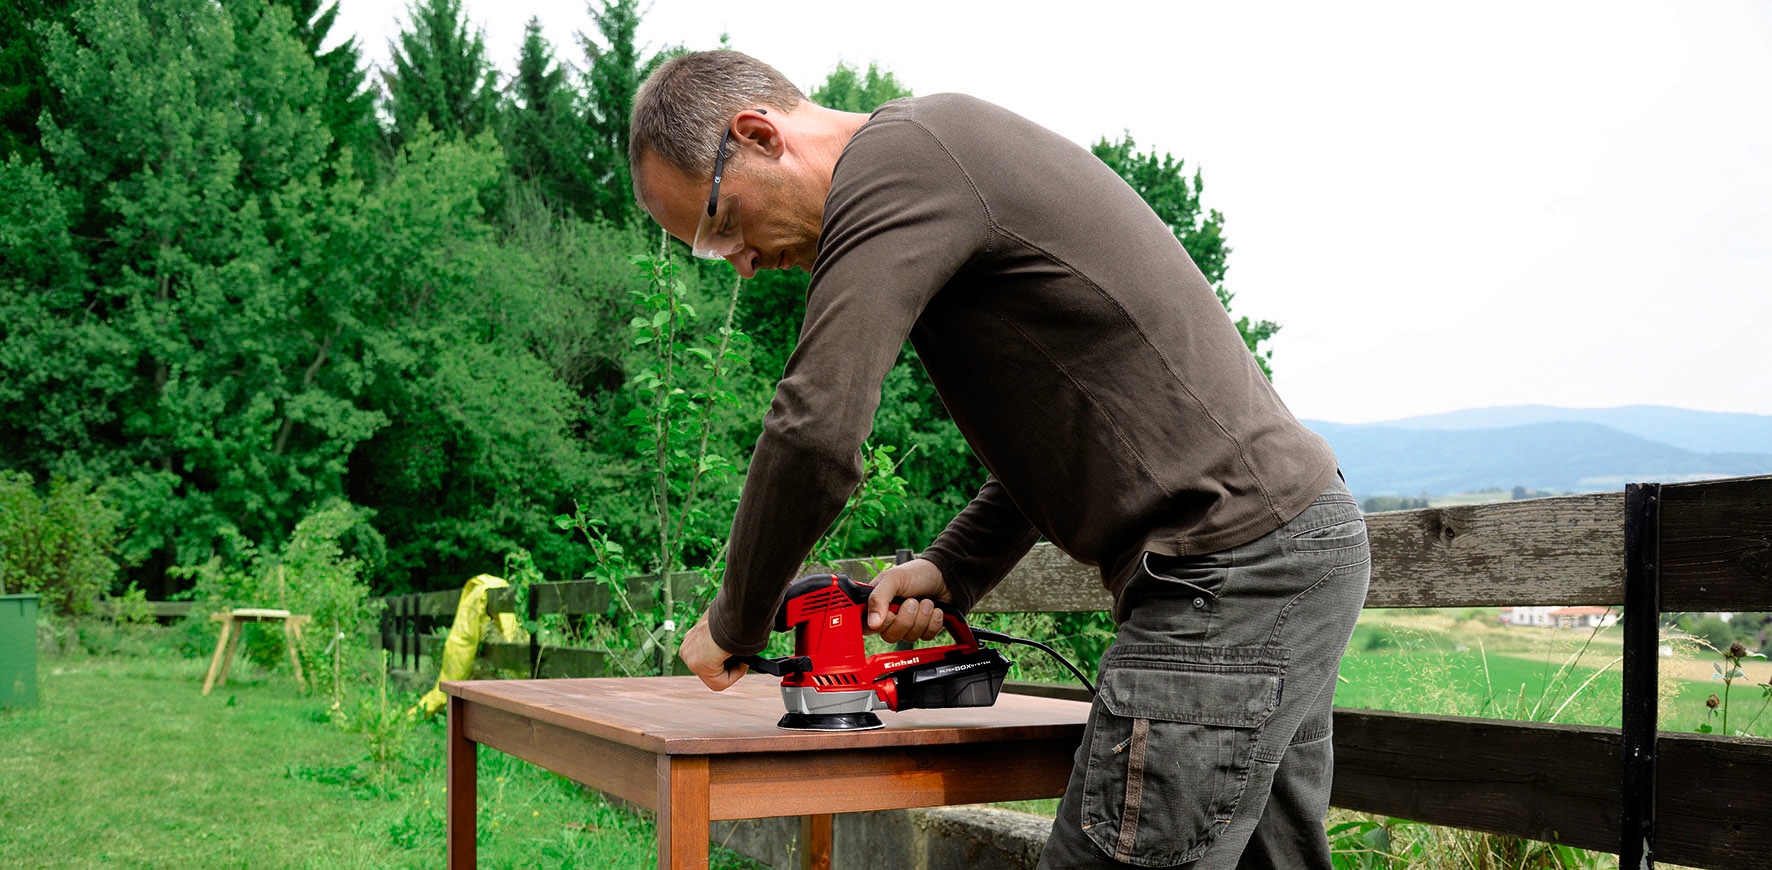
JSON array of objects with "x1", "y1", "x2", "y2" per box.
[{"x1": 728, "y1": 573, "x2": 1095, "y2": 731}]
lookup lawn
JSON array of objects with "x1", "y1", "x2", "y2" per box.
[{"x1": 0, "y1": 633, "x2": 766, "y2": 869}]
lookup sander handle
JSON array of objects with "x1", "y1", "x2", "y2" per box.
[{"x1": 724, "y1": 653, "x2": 813, "y2": 677}]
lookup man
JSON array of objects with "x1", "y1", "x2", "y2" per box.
[{"x1": 629, "y1": 50, "x2": 1370, "y2": 869}]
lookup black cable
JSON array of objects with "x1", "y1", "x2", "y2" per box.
[{"x1": 971, "y1": 627, "x2": 1096, "y2": 696}]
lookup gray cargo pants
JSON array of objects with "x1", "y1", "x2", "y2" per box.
[{"x1": 1037, "y1": 478, "x2": 1370, "y2": 869}]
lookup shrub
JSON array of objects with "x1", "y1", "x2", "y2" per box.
[
  {"x1": 0, "y1": 472, "x2": 123, "y2": 614},
  {"x1": 175, "y1": 500, "x2": 385, "y2": 697}
]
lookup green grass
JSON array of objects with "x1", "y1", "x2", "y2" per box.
[
  {"x1": 1335, "y1": 609, "x2": 1771, "y2": 737},
  {"x1": 1335, "y1": 617, "x2": 1626, "y2": 725},
  {"x1": 0, "y1": 635, "x2": 766, "y2": 869}
]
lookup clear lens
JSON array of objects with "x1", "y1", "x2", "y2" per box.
[{"x1": 691, "y1": 196, "x2": 742, "y2": 260}]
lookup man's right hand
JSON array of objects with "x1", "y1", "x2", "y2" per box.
[
  {"x1": 679, "y1": 610, "x2": 746, "y2": 691},
  {"x1": 866, "y1": 557, "x2": 951, "y2": 644}
]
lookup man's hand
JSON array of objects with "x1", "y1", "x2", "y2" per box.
[
  {"x1": 679, "y1": 611, "x2": 747, "y2": 691},
  {"x1": 866, "y1": 557, "x2": 952, "y2": 644}
]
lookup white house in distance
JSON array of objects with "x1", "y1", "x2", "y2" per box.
[{"x1": 1502, "y1": 605, "x2": 1620, "y2": 629}]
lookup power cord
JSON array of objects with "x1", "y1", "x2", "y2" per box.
[{"x1": 971, "y1": 627, "x2": 1097, "y2": 696}]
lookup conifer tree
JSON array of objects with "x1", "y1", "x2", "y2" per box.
[
  {"x1": 385, "y1": 0, "x2": 499, "y2": 145},
  {"x1": 503, "y1": 18, "x2": 595, "y2": 219},
  {"x1": 581, "y1": 0, "x2": 643, "y2": 225}
]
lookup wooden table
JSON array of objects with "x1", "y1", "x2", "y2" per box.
[
  {"x1": 201, "y1": 608, "x2": 311, "y2": 695},
  {"x1": 444, "y1": 676, "x2": 1090, "y2": 869}
]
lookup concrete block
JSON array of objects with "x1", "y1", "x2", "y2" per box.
[{"x1": 715, "y1": 806, "x2": 1052, "y2": 869}]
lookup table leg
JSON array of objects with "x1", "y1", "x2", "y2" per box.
[
  {"x1": 798, "y1": 814, "x2": 833, "y2": 870},
  {"x1": 657, "y1": 755, "x2": 711, "y2": 870},
  {"x1": 201, "y1": 617, "x2": 234, "y2": 696},
  {"x1": 447, "y1": 694, "x2": 477, "y2": 869},
  {"x1": 217, "y1": 618, "x2": 245, "y2": 688},
  {"x1": 284, "y1": 619, "x2": 308, "y2": 690}
]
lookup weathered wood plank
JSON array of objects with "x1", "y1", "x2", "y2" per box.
[
  {"x1": 959, "y1": 491, "x2": 1633, "y2": 613},
  {"x1": 433, "y1": 478, "x2": 1759, "y2": 624},
  {"x1": 529, "y1": 573, "x2": 709, "y2": 618},
  {"x1": 475, "y1": 641, "x2": 606, "y2": 678},
  {"x1": 1659, "y1": 474, "x2": 1772, "y2": 611},
  {"x1": 485, "y1": 585, "x2": 516, "y2": 615},
  {"x1": 972, "y1": 544, "x2": 1115, "y2": 613},
  {"x1": 480, "y1": 640, "x2": 533, "y2": 673},
  {"x1": 1656, "y1": 731, "x2": 1772, "y2": 869},
  {"x1": 1332, "y1": 709, "x2": 1772, "y2": 869},
  {"x1": 1362, "y1": 492, "x2": 1626, "y2": 607},
  {"x1": 1329, "y1": 709, "x2": 1621, "y2": 853},
  {"x1": 417, "y1": 589, "x2": 461, "y2": 618}
]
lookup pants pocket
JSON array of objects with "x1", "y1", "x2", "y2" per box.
[
  {"x1": 1284, "y1": 502, "x2": 1369, "y2": 569},
  {"x1": 1080, "y1": 645, "x2": 1283, "y2": 866}
]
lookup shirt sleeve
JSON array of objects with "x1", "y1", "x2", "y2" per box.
[
  {"x1": 707, "y1": 114, "x2": 995, "y2": 655},
  {"x1": 919, "y1": 475, "x2": 1042, "y2": 614}
]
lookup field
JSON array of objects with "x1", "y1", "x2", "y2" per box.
[{"x1": 1336, "y1": 609, "x2": 1768, "y2": 734}]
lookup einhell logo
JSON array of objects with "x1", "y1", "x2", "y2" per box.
[
  {"x1": 883, "y1": 657, "x2": 923, "y2": 670},
  {"x1": 829, "y1": 615, "x2": 841, "y2": 627}
]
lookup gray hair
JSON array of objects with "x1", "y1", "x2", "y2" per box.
[{"x1": 629, "y1": 51, "x2": 806, "y2": 195}]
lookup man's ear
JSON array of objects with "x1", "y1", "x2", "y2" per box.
[{"x1": 731, "y1": 108, "x2": 783, "y2": 159}]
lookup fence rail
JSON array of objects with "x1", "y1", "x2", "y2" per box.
[{"x1": 379, "y1": 473, "x2": 1772, "y2": 869}]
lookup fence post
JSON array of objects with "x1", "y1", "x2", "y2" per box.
[
  {"x1": 403, "y1": 595, "x2": 418, "y2": 671},
  {"x1": 527, "y1": 584, "x2": 541, "y2": 679},
  {"x1": 1621, "y1": 482, "x2": 1662, "y2": 869}
]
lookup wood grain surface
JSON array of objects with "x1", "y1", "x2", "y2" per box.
[{"x1": 443, "y1": 675, "x2": 1090, "y2": 756}]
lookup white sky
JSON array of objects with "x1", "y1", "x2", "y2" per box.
[{"x1": 330, "y1": 0, "x2": 1772, "y2": 424}]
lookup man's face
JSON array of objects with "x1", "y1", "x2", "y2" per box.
[{"x1": 637, "y1": 124, "x2": 821, "y2": 279}]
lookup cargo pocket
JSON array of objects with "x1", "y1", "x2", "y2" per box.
[{"x1": 1080, "y1": 646, "x2": 1282, "y2": 866}]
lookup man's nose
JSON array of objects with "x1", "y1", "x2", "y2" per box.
[{"x1": 726, "y1": 249, "x2": 758, "y2": 279}]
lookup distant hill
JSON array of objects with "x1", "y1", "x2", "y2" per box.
[
  {"x1": 1303, "y1": 407, "x2": 1772, "y2": 498},
  {"x1": 1375, "y1": 405, "x2": 1772, "y2": 455}
]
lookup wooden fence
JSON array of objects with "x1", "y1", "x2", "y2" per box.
[{"x1": 379, "y1": 473, "x2": 1772, "y2": 869}]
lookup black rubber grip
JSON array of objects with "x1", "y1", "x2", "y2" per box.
[{"x1": 726, "y1": 654, "x2": 812, "y2": 677}]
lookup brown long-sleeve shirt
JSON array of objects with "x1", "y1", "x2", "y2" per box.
[{"x1": 709, "y1": 94, "x2": 1340, "y2": 655}]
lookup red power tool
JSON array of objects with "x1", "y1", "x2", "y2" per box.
[{"x1": 729, "y1": 573, "x2": 1015, "y2": 731}]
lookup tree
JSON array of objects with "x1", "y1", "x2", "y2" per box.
[
  {"x1": 265, "y1": 0, "x2": 381, "y2": 180},
  {"x1": 25, "y1": 0, "x2": 374, "y2": 591},
  {"x1": 384, "y1": 0, "x2": 499, "y2": 146},
  {"x1": 811, "y1": 62, "x2": 911, "y2": 114},
  {"x1": 1092, "y1": 135, "x2": 1279, "y2": 376},
  {"x1": 0, "y1": 0, "x2": 76, "y2": 163},
  {"x1": 501, "y1": 18, "x2": 596, "y2": 220},
  {"x1": 580, "y1": 0, "x2": 643, "y2": 225}
]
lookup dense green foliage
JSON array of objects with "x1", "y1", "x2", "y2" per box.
[
  {"x1": 0, "y1": 1, "x2": 1272, "y2": 607},
  {"x1": 0, "y1": 472, "x2": 121, "y2": 612}
]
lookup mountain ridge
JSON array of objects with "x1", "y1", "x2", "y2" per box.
[
  {"x1": 1301, "y1": 407, "x2": 1772, "y2": 498},
  {"x1": 1356, "y1": 404, "x2": 1772, "y2": 455}
]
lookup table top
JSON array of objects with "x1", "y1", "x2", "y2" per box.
[{"x1": 445, "y1": 675, "x2": 1091, "y2": 756}]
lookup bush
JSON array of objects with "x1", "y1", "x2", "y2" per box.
[
  {"x1": 1682, "y1": 615, "x2": 1738, "y2": 651},
  {"x1": 175, "y1": 500, "x2": 385, "y2": 698},
  {"x1": 0, "y1": 471, "x2": 124, "y2": 614}
]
